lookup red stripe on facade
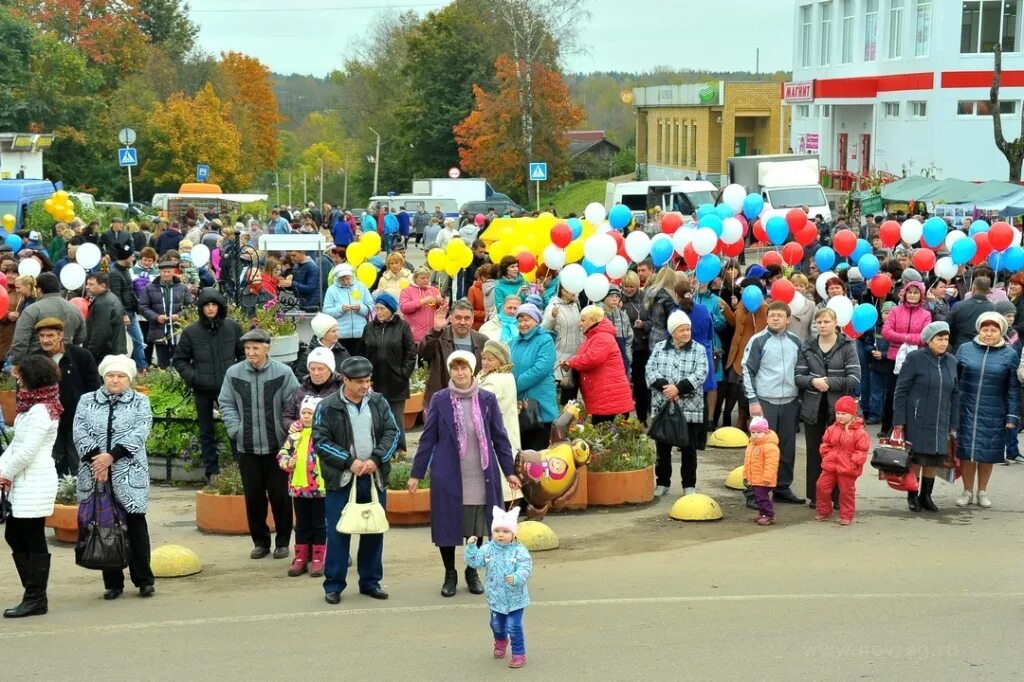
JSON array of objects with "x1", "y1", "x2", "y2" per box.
[
  {"x1": 941, "y1": 70, "x2": 1024, "y2": 87},
  {"x1": 813, "y1": 72, "x2": 933, "y2": 98}
]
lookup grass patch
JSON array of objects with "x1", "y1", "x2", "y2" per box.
[{"x1": 540, "y1": 179, "x2": 607, "y2": 217}]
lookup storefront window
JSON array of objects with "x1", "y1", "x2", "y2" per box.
[
  {"x1": 800, "y1": 5, "x2": 813, "y2": 67},
  {"x1": 841, "y1": 0, "x2": 855, "y2": 63},
  {"x1": 865, "y1": 0, "x2": 879, "y2": 61},
  {"x1": 914, "y1": 0, "x2": 932, "y2": 56},
  {"x1": 961, "y1": 0, "x2": 1020, "y2": 53},
  {"x1": 821, "y1": 2, "x2": 833, "y2": 65}
]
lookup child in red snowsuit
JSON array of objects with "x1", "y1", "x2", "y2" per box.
[{"x1": 815, "y1": 396, "x2": 870, "y2": 525}]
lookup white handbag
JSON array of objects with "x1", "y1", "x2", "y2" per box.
[
  {"x1": 337, "y1": 479, "x2": 390, "y2": 535},
  {"x1": 893, "y1": 343, "x2": 914, "y2": 374}
]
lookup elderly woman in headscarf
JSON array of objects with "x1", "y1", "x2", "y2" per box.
[
  {"x1": 295, "y1": 313, "x2": 351, "y2": 381},
  {"x1": 399, "y1": 266, "x2": 442, "y2": 344},
  {"x1": 478, "y1": 339, "x2": 522, "y2": 505},
  {"x1": 408, "y1": 351, "x2": 520, "y2": 598}
]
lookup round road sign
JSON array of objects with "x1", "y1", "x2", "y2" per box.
[
  {"x1": 448, "y1": 167, "x2": 461, "y2": 179},
  {"x1": 118, "y1": 128, "x2": 137, "y2": 146}
]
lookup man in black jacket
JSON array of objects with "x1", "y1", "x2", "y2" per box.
[
  {"x1": 84, "y1": 272, "x2": 126, "y2": 362},
  {"x1": 98, "y1": 217, "x2": 131, "y2": 258},
  {"x1": 172, "y1": 288, "x2": 243, "y2": 482},
  {"x1": 108, "y1": 242, "x2": 148, "y2": 372},
  {"x1": 947, "y1": 276, "x2": 995, "y2": 352},
  {"x1": 31, "y1": 317, "x2": 100, "y2": 475}
]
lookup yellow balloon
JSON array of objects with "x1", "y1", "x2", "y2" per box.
[
  {"x1": 445, "y1": 262, "x2": 461, "y2": 277},
  {"x1": 399, "y1": 280, "x2": 410, "y2": 290},
  {"x1": 535, "y1": 213, "x2": 556, "y2": 233},
  {"x1": 499, "y1": 225, "x2": 516, "y2": 242},
  {"x1": 43, "y1": 199, "x2": 55, "y2": 213},
  {"x1": 489, "y1": 241, "x2": 507, "y2": 264},
  {"x1": 457, "y1": 247, "x2": 473, "y2": 268},
  {"x1": 360, "y1": 231, "x2": 381, "y2": 254},
  {"x1": 347, "y1": 242, "x2": 366, "y2": 266},
  {"x1": 356, "y1": 262, "x2": 377, "y2": 288},
  {"x1": 565, "y1": 239, "x2": 584, "y2": 263},
  {"x1": 445, "y1": 239, "x2": 463, "y2": 258},
  {"x1": 1, "y1": 214, "x2": 13, "y2": 231},
  {"x1": 62, "y1": 210, "x2": 75, "y2": 223},
  {"x1": 523, "y1": 269, "x2": 536, "y2": 283},
  {"x1": 427, "y1": 248, "x2": 447, "y2": 272},
  {"x1": 54, "y1": 190, "x2": 68, "y2": 201}
]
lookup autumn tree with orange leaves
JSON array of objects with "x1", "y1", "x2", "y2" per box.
[
  {"x1": 455, "y1": 55, "x2": 581, "y2": 205},
  {"x1": 217, "y1": 51, "x2": 284, "y2": 174}
]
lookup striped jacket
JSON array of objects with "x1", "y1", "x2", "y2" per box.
[{"x1": 312, "y1": 391, "x2": 399, "y2": 492}]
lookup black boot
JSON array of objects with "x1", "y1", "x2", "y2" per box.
[
  {"x1": 464, "y1": 567, "x2": 484, "y2": 595},
  {"x1": 441, "y1": 569, "x2": 457, "y2": 598},
  {"x1": 4, "y1": 553, "x2": 49, "y2": 618},
  {"x1": 919, "y1": 477, "x2": 938, "y2": 512},
  {"x1": 907, "y1": 490, "x2": 921, "y2": 512}
]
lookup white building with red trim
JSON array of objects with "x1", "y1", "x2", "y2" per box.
[{"x1": 786, "y1": 0, "x2": 1024, "y2": 181}]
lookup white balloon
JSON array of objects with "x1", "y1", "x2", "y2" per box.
[
  {"x1": 624, "y1": 231, "x2": 651, "y2": 263},
  {"x1": 672, "y1": 227, "x2": 696, "y2": 255},
  {"x1": 559, "y1": 263, "x2": 587, "y2": 294},
  {"x1": 789, "y1": 291, "x2": 807, "y2": 312},
  {"x1": 605, "y1": 255, "x2": 629, "y2": 279},
  {"x1": 1013, "y1": 226, "x2": 1022, "y2": 247},
  {"x1": 944, "y1": 229, "x2": 966, "y2": 252},
  {"x1": 583, "y1": 233, "x2": 616, "y2": 267},
  {"x1": 595, "y1": 221, "x2": 612, "y2": 234},
  {"x1": 722, "y1": 183, "x2": 747, "y2": 212},
  {"x1": 190, "y1": 243, "x2": 211, "y2": 268},
  {"x1": 583, "y1": 273, "x2": 610, "y2": 302},
  {"x1": 18, "y1": 258, "x2": 41, "y2": 278},
  {"x1": 900, "y1": 218, "x2": 923, "y2": 245},
  {"x1": 692, "y1": 227, "x2": 718, "y2": 256},
  {"x1": 934, "y1": 256, "x2": 958, "y2": 280},
  {"x1": 76, "y1": 242, "x2": 102, "y2": 269},
  {"x1": 826, "y1": 295, "x2": 854, "y2": 327},
  {"x1": 720, "y1": 217, "x2": 743, "y2": 244},
  {"x1": 816, "y1": 271, "x2": 836, "y2": 299},
  {"x1": 543, "y1": 244, "x2": 566, "y2": 271},
  {"x1": 59, "y1": 263, "x2": 86, "y2": 290},
  {"x1": 583, "y1": 202, "x2": 607, "y2": 226}
]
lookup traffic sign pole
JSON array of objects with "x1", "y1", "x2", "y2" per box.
[
  {"x1": 125, "y1": 146, "x2": 134, "y2": 204},
  {"x1": 536, "y1": 180, "x2": 540, "y2": 212},
  {"x1": 118, "y1": 129, "x2": 137, "y2": 205}
]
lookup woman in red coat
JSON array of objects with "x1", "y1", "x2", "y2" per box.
[{"x1": 565, "y1": 305, "x2": 635, "y2": 422}]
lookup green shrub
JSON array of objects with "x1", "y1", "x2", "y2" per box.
[
  {"x1": 388, "y1": 458, "x2": 429, "y2": 490},
  {"x1": 54, "y1": 474, "x2": 79, "y2": 506},
  {"x1": 206, "y1": 464, "x2": 244, "y2": 495}
]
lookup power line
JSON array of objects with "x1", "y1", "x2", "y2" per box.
[{"x1": 191, "y1": 2, "x2": 444, "y2": 13}]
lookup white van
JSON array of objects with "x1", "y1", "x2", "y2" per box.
[
  {"x1": 367, "y1": 195, "x2": 459, "y2": 218},
  {"x1": 605, "y1": 180, "x2": 719, "y2": 225}
]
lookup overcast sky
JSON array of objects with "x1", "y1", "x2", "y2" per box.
[{"x1": 191, "y1": 0, "x2": 794, "y2": 77}]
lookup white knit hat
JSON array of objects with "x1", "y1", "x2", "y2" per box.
[
  {"x1": 300, "y1": 395, "x2": 322, "y2": 414},
  {"x1": 667, "y1": 310, "x2": 692, "y2": 334},
  {"x1": 491, "y1": 505, "x2": 519, "y2": 534},
  {"x1": 310, "y1": 313, "x2": 337, "y2": 340},
  {"x1": 306, "y1": 346, "x2": 336, "y2": 372},
  {"x1": 446, "y1": 350, "x2": 476, "y2": 374},
  {"x1": 98, "y1": 354, "x2": 137, "y2": 383}
]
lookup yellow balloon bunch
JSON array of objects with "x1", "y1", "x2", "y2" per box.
[
  {"x1": 1, "y1": 214, "x2": 14, "y2": 232},
  {"x1": 356, "y1": 262, "x2": 377, "y2": 288},
  {"x1": 346, "y1": 229, "x2": 383, "y2": 268},
  {"x1": 43, "y1": 190, "x2": 75, "y2": 224}
]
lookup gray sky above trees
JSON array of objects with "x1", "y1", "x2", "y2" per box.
[{"x1": 192, "y1": 0, "x2": 793, "y2": 77}]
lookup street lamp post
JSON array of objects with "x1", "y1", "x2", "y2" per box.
[{"x1": 369, "y1": 127, "x2": 381, "y2": 196}]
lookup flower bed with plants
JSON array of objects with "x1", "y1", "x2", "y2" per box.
[
  {"x1": 45, "y1": 474, "x2": 80, "y2": 542},
  {"x1": 386, "y1": 458, "x2": 431, "y2": 526},
  {"x1": 404, "y1": 365, "x2": 429, "y2": 429},
  {"x1": 576, "y1": 416, "x2": 655, "y2": 506}
]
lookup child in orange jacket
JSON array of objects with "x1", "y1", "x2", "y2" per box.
[
  {"x1": 743, "y1": 416, "x2": 780, "y2": 526},
  {"x1": 815, "y1": 396, "x2": 871, "y2": 525}
]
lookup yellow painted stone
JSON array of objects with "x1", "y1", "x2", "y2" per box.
[
  {"x1": 516, "y1": 520, "x2": 559, "y2": 551},
  {"x1": 707, "y1": 426, "x2": 748, "y2": 449},
  {"x1": 669, "y1": 493, "x2": 723, "y2": 521},
  {"x1": 725, "y1": 465, "x2": 746, "y2": 490},
  {"x1": 150, "y1": 544, "x2": 203, "y2": 578}
]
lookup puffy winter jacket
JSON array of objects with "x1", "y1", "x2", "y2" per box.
[
  {"x1": 108, "y1": 261, "x2": 137, "y2": 313},
  {"x1": 172, "y1": 288, "x2": 243, "y2": 393},
  {"x1": 464, "y1": 540, "x2": 532, "y2": 615},
  {"x1": 794, "y1": 334, "x2": 861, "y2": 424},
  {"x1": 362, "y1": 315, "x2": 416, "y2": 400},
  {"x1": 280, "y1": 373, "x2": 342, "y2": 433},
  {"x1": 493, "y1": 275, "x2": 529, "y2": 314},
  {"x1": 881, "y1": 282, "x2": 932, "y2": 360},
  {"x1": 0, "y1": 405, "x2": 59, "y2": 518},
  {"x1": 893, "y1": 347, "x2": 959, "y2": 456},
  {"x1": 743, "y1": 431, "x2": 780, "y2": 488},
  {"x1": 569, "y1": 318, "x2": 634, "y2": 416},
  {"x1": 819, "y1": 418, "x2": 870, "y2": 477},
  {"x1": 955, "y1": 338, "x2": 1021, "y2": 463},
  {"x1": 84, "y1": 291, "x2": 127, "y2": 362},
  {"x1": 323, "y1": 280, "x2": 372, "y2": 340},
  {"x1": 398, "y1": 283, "x2": 441, "y2": 344}
]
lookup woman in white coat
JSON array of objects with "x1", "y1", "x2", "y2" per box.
[
  {"x1": 0, "y1": 355, "x2": 62, "y2": 618},
  {"x1": 477, "y1": 340, "x2": 522, "y2": 505}
]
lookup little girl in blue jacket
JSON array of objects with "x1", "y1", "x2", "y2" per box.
[{"x1": 465, "y1": 507, "x2": 533, "y2": 669}]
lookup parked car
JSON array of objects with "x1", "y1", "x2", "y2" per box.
[{"x1": 460, "y1": 199, "x2": 525, "y2": 216}]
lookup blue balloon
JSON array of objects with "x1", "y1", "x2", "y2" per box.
[
  {"x1": 815, "y1": 246, "x2": 836, "y2": 272},
  {"x1": 988, "y1": 249, "x2": 1006, "y2": 272},
  {"x1": 969, "y1": 219, "x2": 990, "y2": 236},
  {"x1": 741, "y1": 285, "x2": 764, "y2": 314},
  {"x1": 851, "y1": 238, "x2": 871, "y2": 263},
  {"x1": 715, "y1": 203, "x2": 734, "y2": 220},
  {"x1": 697, "y1": 213, "x2": 724, "y2": 236},
  {"x1": 1004, "y1": 245, "x2": 1024, "y2": 272},
  {"x1": 650, "y1": 238, "x2": 674, "y2": 267},
  {"x1": 742, "y1": 193, "x2": 764, "y2": 220},
  {"x1": 582, "y1": 258, "x2": 605, "y2": 275},
  {"x1": 765, "y1": 216, "x2": 789, "y2": 246},
  {"x1": 851, "y1": 303, "x2": 879, "y2": 334},
  {"x1": 696, "y1": 203, "x2": 716, "y2": 220},
  {"x1": 694, "y1": 255, "x2": 722, "y2": 284},
  {"x1": 608, "y1": 204, "x2": 632, "y2": 230},
  {"x1": 922, "y1": 217, "x2": 947, "y2": 248},
  {"x1": 567, "y1": 218, "x2": 583, "y2": 239},
  {"x1": 950, "y1": 237, "x2": 977, "y2": 265},
  {"x1": 857, "y1": 253, "x2": 880, "y2": 279},
  {"x1": 5, "y1": 233, "x2": 21, "y2": 252}
]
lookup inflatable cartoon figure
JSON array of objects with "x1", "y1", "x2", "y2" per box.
[{"x1": 515, "y1": 403, "x2": 591, "y2": 519}]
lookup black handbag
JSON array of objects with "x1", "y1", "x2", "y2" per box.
[
  {"x1": 870, "y1": 437, "x2": 913, "y2": 474},
  {"x1": 75, "y1": 483, "x2": 131, "y2": 571},
  {"x1": 648, "y1": 401, "x2": 690, "y2": 447},
  {"x1": 517, "y1": 399, "x2": 543, "y2": 433},
  {"x1": 0, "y1": 489, "x2": 10, "y2": 524}
]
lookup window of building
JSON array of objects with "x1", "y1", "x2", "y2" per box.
[
  {"x1": 910, "y1": 101, "x2": 927, "y2": 117},
  {"x1": 914, "y1": 0, "x2": 931, "y2": 56},
  {"x1": 865, "y1": 0, "x2": 879, "y2": 61},
  {"x1": 820, "y1": 104, "x2": 832, "y2": 117},
  {"x1": 795, "y1": 104, "x2": 811, "y2": 119},
  {"x1": 888, "y1": 0, "x2": 905, "y2": 58},
  {"x1": 841, "y1": 0, "x2": 856, "y2": 62},
  {"x1": 957, "y1": 99, "x2": 1019, "y2": 115},
  {"x1": 800, "y1": 5, "x2": 813, "y2": 67},
  {"x1": 883, "y1": 101, "x2": 901, "y2": 118},
  {"x1": 820, "y1": 2, "x2": 833, "y2": 65},
  {"x1": 961, "y1": 0, "x2": 1021, "y2": 53}
]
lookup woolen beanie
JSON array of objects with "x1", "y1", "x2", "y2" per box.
[
  {"x1": 667, "y1": 310, "x2": 691, "y2": 334},
  {"x1": 98, "y1": 354, "x2": 137, "y2": 383},
  {"x1": 310, "y1": 313, "x2": 338, "y2": 340},
  {"x1": 482, "y1": 339, "x2": 511, "y2": 367},
  {"x1": 306, "y1": 346, "x2": 336, "y2": 372},
  {"x1": 374, "y1": 292, "x2": 398, "y2": 314},
  {"x1": 920, "y1": 321, "x2": 949, "y2": 344},
  {"x1": 748, "y1": 416, "x2": 769, "y2": 434},
  {"x1": 490, "y1": 505, "x2": 519, "y2": 535},
  {"x1": 901, "y1": 268, "x2": 923, "y2": 283},
  {"x1": 976, "y1": 310, "x2": 1008, "y2": 334},
  {"x1": 514, "y1": 303, "x2": 542, "y2": 324},
  {"x1": 446, "y1": 350, "x2": 476, "y2": 374},
  {"x1": 834, "y1": 395, "x2": 858, "y2": 415},
  {"x1": 995, "y1": 300, "x2": 1017, "y2": 318},
  {"x1": 881, "y1": 301, "x2": 896, "y2": 314}
]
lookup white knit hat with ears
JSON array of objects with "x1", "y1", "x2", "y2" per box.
[
  {"x1": 667, "y1": 310, "x2": 692, "y2": 335},
  {"x1": 491, "y1": 505, "x2": 520, "y2": 534}
]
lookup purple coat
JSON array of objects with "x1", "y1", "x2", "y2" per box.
[{"x1": 411, "y1": 388, "x2": 515, "y2": 547}]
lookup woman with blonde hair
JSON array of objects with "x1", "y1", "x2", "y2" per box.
[
  {"x1": 644, "y1": 267, "x2": 679, "y2": 351},
  {"x1": 375, "y1": 252, "x2": 412, "y2": 300}
]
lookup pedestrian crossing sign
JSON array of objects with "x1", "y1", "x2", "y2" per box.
[
  {"x1": 529, "y1": 162, "x2": 547, "y2": 181},
  {"x1": 118, "y1": 147, "x2": 138, "y2": 167}
]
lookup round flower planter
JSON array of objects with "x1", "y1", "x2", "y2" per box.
[
  {"x1": 385, "y1": 488, "x2": 431, "y2": 526},
  {"x1": 588, "y1": 465, "x2": 655, "y2": 506},
  {"x1": 195, "y1": 490, "x2": 275, "y2": 535},
  {"x1": 404, "y1": 392, "x2": 424, "y2": 430},
  {"x1": 0, "y1": 389, "x2": 15, "y2": 427},
  {"x1": 270, "y1": 333, "x2": 300, "y2": 363},
  {"x1": 45, "y1": 503, "x2": 79, "y2": 543}
]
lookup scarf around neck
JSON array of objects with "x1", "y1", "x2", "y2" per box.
[
  {"x1": 17, "y1": 384, "x2": 63, "y2": 421},
  {"x1": 448, "y1": 378, "x2": 490, "y2": 471}
]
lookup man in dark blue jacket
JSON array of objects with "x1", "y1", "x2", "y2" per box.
[{"x1": 287, "y1": 250, "x2": 321, "y2": 310}]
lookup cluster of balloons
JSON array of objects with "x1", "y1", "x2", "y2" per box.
[
  {"x1": 427, "y1": 238, "x2": 476, "y2": 278},
  {"x1": 343, "y1": 231, "x2": 382, "y2": 269},
  {"x1": 42, "y1": 190, "x2": 76, "y2": 225}
]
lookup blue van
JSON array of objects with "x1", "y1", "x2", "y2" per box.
[{"x1": 0, "y1": 179, "x2": 58, "y2": 232}]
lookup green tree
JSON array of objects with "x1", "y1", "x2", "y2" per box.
[
  {"x1": 0, "y1": 11, "x2": 34, "y2": 129},
  {"x1": 134, "y1": 0, "x2": 199, "y2": 62}
]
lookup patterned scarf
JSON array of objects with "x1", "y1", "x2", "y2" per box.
[
  {"x1": 17, "y1": 384, "x2": 63, "y2": 421},
  {"x1": 448, "y1": 379, "x2": 490, "y2": 471}
]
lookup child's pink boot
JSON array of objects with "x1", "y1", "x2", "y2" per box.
[
  {"x1": 288, "y1": 545, "x2": 309, "y2": 577},
  {"x1": 309, "y1": 544, "x2": 326, "y2": 577},
  {"x1": 493, "y1": 638, "x2": 509, "y2": 659},
  {"x1": 508, "y1": 654, "x2": 526, "y2": 668}
]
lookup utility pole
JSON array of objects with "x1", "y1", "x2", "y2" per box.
[
  {"x1": 369, "y1": 127, "x2": 381, "y2": 196},
  {"x1": 275, "y1": 171, "x2": 280, "y2": 205},
  {"x1": 341, "y1": 170, "x2": 348, "y2": 210}
]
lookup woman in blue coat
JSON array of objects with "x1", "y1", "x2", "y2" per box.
[
  {"x1": 954, "y1": 312, "x2": 1021, "y2": 509},
  {"x1": 509, "y1": 303, "x2": 558, "y2": 450},
  {"x1": 409, "y1": 351, "x2": 519, "y2": 599}
]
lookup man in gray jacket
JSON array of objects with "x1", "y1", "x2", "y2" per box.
[
  {"x1": 10, "y1": 272, "x2": 86, "y2": 364},
  {"x1": 218, "y1": 328, "x2": 300, "y2": 560},
  {"x1": 742, "y1": 301, "x2": 806, "y2": 505}
]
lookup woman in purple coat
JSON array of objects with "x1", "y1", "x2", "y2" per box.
[{"x1": 408, "y1": 350, "x2": 521, "y2": 598}]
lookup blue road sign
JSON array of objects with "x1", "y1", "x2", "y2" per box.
[
  {"x1": 118, "y1": 147, "x2": 138, "y2": 167},
  {"x1": 529, "y1": 162, "x2": 547, "y2": 181},
  {"x1": 196, "y1": 163, "x2": 210, "y2": 182}
]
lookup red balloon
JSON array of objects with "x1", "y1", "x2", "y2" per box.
[
  {"x1": 770, "y1": 278, "x2": 795, "y2": 304},
  {"x1": 661, "y1": 212, "x2": 683, "y2": 234},
  {"x1": 70, "y1": 296, "x2": 89, "y2": 318},
  {"x1": 843, "y1": 322, "x2": 861, "y2": 339},
  {"x1": 722, "y1": 239, "x2": 744, "y2": 257},
  {"x1": 879, "y1": 220, "x2": 901, "y2": 248},
  {"x1": 517, "y1": 251, "x2": 537, "y2": 273},
  {"x1": 752, "y1": 219, "x2": 767, "y2": 244},
  {"x1": 911, "y1": 248, "x2": 936, "y2": 272},
  {"x1": 682, "y1": 243, "x2": 699, "y2": 270},
  {"x1": 550, "y1": 223, "x2": 572, "y2": 248},
  {"x1": 761, "y1": 250, "x2": 783, "y2": 268},
  {"x1": 794, "y1": 225, "x2": 817, "y2": 246},
  {"x1": 0, "y1": 288, "x2": 8, "y2": 318},
  {"x1": 833, "y1": 229, "x2": 857, "y2": 257},
  {"x1": 989, "y1": 221, "x2": 1014, "y2": 251},
  {"x1": 735, "y1": 214, "x2": 749, "y2": 236},
  {"x1": 971, "y1": 232, "x2": 992, "y2": 265},
  {"x1": 786, "y1": 208, "x2": 808, "y2": 233},
  {"x1": 869, "y1": 274, "x2": 893, "y2": 298},
  {"x1": 781, "y1": 242, "x2": 804, "y2": 266},
  {"x1": 609, "y1": 230, "x2": 625, "y2": 249},
  {"x1": 474, "y1": 213, "x2": 486, "y2": 227}
]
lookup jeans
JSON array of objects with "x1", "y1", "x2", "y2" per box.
[
  {"x1": 490, "y1": 608, "x2": 526, "y2": 656},
  {"x1": 853, "y1": 339, "x2": 869, "y2": 400},
  {"x1": 866, "y1": 368, "x2": 887, "y2": 422},
  {"x1": 323, "y1": 476, "x2": 385, "y2": 595},
  {"x1": 126, "y1": 312, "x2": 147, "y2": 370}
]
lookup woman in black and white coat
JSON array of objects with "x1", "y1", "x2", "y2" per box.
[{"x1": 73, "y1": 354, "x2": 155, "y2": 600}]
